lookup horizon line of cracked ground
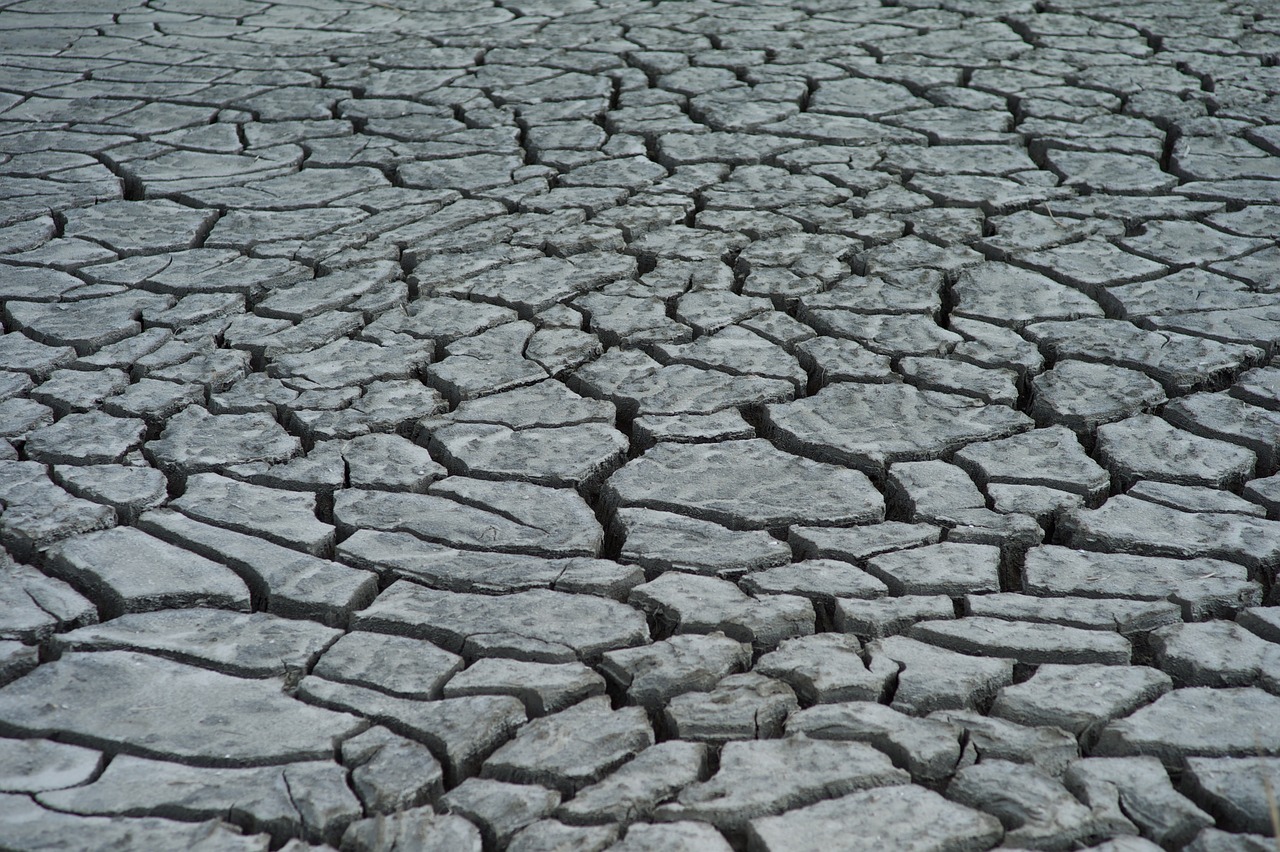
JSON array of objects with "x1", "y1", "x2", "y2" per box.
[{"x1": 1, "y1": 0, "x2": 1280, "y2": 849}]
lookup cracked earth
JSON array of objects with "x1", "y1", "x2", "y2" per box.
[{"x1": 0, "y1": 0, "x2": 1279, "y2": 850}]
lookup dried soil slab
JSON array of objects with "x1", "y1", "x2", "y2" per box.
[
  {"x1": 1015, "y1": 238, "x2": 1168, "y2": 291},
  {"x1": 1029, "y1": 360, "x2": 1166, "y2": 433},
  {"x1": 632, "y1": 410, "x2": 756, "y2": 448},
  {"x1": 353, "y1": 582, "x2": 650, "y2": 663},
  {"x1": 931, "y1": 710, "x2": 1080, "y2": 778},
  {"x1": 628, "y1": 572, "x2": 814, "y2": 649},
  {"x1": 1119, "y1": 218, "x2": 1272, "y2": 266},
  {"x1": 1065, "y1": 757, "x2": 1213, "y2": 848},
  {"x1": 600, "y1": 634, "x2": 751, "y2": 710},
  {"x1": 603, "y1": 439, "x2": 883, "y2": 530},
  {"x1": 442, "y1": 658, "x2": 604, "y2": 716},
  {"x1": 52, "y1": 464, "x2": 168, "y2": 523},
  {"x1": 4, "y1": 294, "x2": 159, "y2": 355},
  {"x1": 0, "y1": 793, "x2": 271, "y2": 852},
  {"x1": 1150, "y1": 621, "x2": 1274, "y2": 687},
  {"x1": 952, "y1": 262, "x2": 1104, "y2": 329},
  {"x1": 0, "y1": 556, "x2": 97, "y2": 643},
  {"x1": 1239, "y1": 607, "x2": 1280, "y2": 643},
  {"x1": 0, "y1": 737, "x2": 100, "y2": 794},
  {"x1": 1183, "y1": 756, "x2": 1280, "y2": 836},
  {"x1": 789, "y1": 522, "x2": 941, "y2": 564},
  {"x1": 269, "y1": 336, "x2": 433, "y2": 389},
  {"x1": 483, "y1": 696, "x2": 654, "y2": 795},
  {"x1": 868, "y1": 636, "x2": 1013, "y2": 716},
  {"x1": 609, "y1": 821, "x2": 732, "y2": 852},
  {"x1": 800, "y1": 310, "x2": 963, "y2": 357},
  {"x1": 1024, "y1": 548, "x2": 1262, "y2": 622},
  {"x1": 172, "y1": 472, "x2": 335, "y2": 557},
  {"x1": 787, "y1": 701, "x2": 962, "y2": 782},
  {"x1": 767, "y1": 383, "x2": 1030, "y2": 475},
  {"x1": 341, "y1": 433, "x2": 446, "y2": 492},
  {"x1": 146, "y1": 406, "x2": 301, "y2": 477},
  {"x1": 43, "y1": 526, "x2": 250, "y2": 619},
  {"x1": 0, "y1": 333, "x2": 76, "y2": 380},
  {"x1": 864, "y1": 543, "x2": 1000, "y2": 596},
  {"x1": 31, "y1": 368, "x2": 129, "y2": 417},
  {"x1": 1146, "y1": 305, "x2": 1280, "y2": 355},
  {"x1": 953, "y1": 425, "x2": 1110, "y2": 502},
  {"x1": 992, "y1": 664, "x2": 1172, "y2": 736},
  {"x1": 614, "y1": 507, "x2": 791, "y2": 577},
  {"x1": 1059, "y1": 497, "x2": 1280, "y2": 579},
  {"x1": 0, "y1": 462, "x2": 118, "y2": 559},
  {"x1": 0, "y1": 642, "x2": 36, "y2": 687},
  {"x1": 0, "y1": 397, "x2": 52, "y2": 442},
  {"x1": 52, "y1": 608, "x2": 339, "y2": 678},
  {"x1": 508, "y1": 820, "x2": 617, "y2": 851},
  {"x1": 1183, "y1": 828, "x2": 1278, "y2": 852},
  {"x1": 439, "y1": 778, "x2": 559, "y2": 849},
  {"x1": 35, "y1": 754, "x2": 359, "y2": 845},
  {"x1": 1243, "y1": 474, "x2": 1280, "y2": 517},
  {"x1": 556, "y1": 741, "x2": 709, "y2": 827},
  {"x1": 794, "y1": 336, "x2": 895, "y2": 385},
  {"x1": 908, "y1": 617, "x2": 1132, "y2": 666},
  {"x1": 1130, "y1": 480, "x2": 1267, "y2": 517},
  {"x1": 964, "y1": 594, "x2": 1180, "y2": 635},
  {"x1": 340, "y1": 807, "x2": 482, "y2": 852},
  {"x1": 0, "y1": 651, "x2": 362, "y2": 767},
  {"x1": 898, "y1": 356, "x2": 1019, "y2": 406},
  {"x1": 314, "y1": 631, "x2": 462, "y2": 700},
  {"x1": 1094, "y1": 687, "x2": 1280, "y2": 765},
  {"x1": 948, "y1": 759, "x2": 1121, "y2": 849},
  {"x1": 651, "y1": 326, "x2": 806, "y2": 389},
  {"x1": 334, "y1": 477, "x2": 604, "y2": 558},
  {"x1": 886, "y1": 460, "x2": 985, "y2": 523},
  {"x1": 427, "y1": 421, "x2": 627, "y2": 491},
  {"x1": 1231, "y1": 365, "x2": 1280, "y2": 411},
  {"x1": 296, "y1": 677, "x2": 525, "y2": 786},
  {"x1": 341, "y1": 726, "x2": 444, "y2": 815},
  {"x1": 1105, "y1": 269, "x2": 1280, "y2": 321},
  {"x1": 742, "y1": 560, "x2": 889, "y2": 603},
  {"x1": 835, "y1": 596, "x2": 954, "y2": 640},
  {"x1": 1048, "y1": 150, "x2": 1178, "y2": 194},
  {"x1": 653, "y1": 737, "x2": 909, "y2": 832},
  {"x1": 950, "y1": 316, "x2": 1043, "y2": 376},
  {"x1": 336, "y1": 530, "x2": 639, "y2": 599},
  {"x1": 24, "y1": 410, "x2": 146, "y2": 465},
  {"x1": 1095, "y1": 415, "x2": 1257, "y2": 489},
  {"x1": 664, "y1": 673, "x2": 799, "y2": 743},
  {"x1": 137, "y1": 509, "x2": 377, "y2": 625},
  {"x1": 570, "y1": 350, "x2": 793, "y2": 417},
  {"x1": 755, "y1": 634, "x2": 895, "y2": 704},
  {"x1": 1024, "y1": 318, "x2": 1262, "y2": 396},
  {"x1": 748, "y1": 786, "x2": 1002, "y2": 852},
  {"x1": 1164, "y1": 391, "x2": 1280, "y2": 469},
  {"x1": 422, "y1": 378, "x2": 611, "y2": 432}
]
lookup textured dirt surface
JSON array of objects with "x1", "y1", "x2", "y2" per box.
[{"x1": 1, "y1": 0, "x2": 1279, "y2": 849}]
